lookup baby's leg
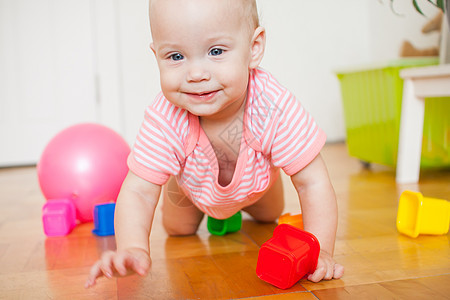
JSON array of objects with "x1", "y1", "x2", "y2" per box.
[
  {"x1": 162, "y1": 177, "x2": 204, "y2": 236},
  {"x1": 242, "y1": 174, "x2": 284, "y2": 222}
]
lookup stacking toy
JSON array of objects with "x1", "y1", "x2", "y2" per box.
[
  {"x1": 207, "y1": 211, "x2": 242, "y2": 235},
  {"x1": 42, "y1": 198, "x2": 76, "y2": 237},
  {"x1": 92, "y1": 203, "x2": 116, "y2": 236},
  {"x1": 278, "y1": 212, "x2": 304, "y2": 230},
  {"x1": 256, "y1": 224, "x2": 320, "y2": 289},
  {"x1": 397, "y1": 190, "x2": 449, "y2": 238}
]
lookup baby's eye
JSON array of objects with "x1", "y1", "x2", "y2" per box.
[
  {"x1": 170, "y1": 53, "x2": 184, "y2": 61},
  {"x1": 209, "y1": 48, "x2": 223, "y2": 56}
]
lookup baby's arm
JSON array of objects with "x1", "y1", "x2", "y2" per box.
[
  {"x1": 290, "y1": 154, "x2": 344, "y2": 282},
  {"x1": 85, "y1": 171, "x2": 162, "y2": 288}
]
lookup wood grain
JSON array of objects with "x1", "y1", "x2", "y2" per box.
[{"x1": 0, "y1": 143, "x2": 448, "y2": 299}]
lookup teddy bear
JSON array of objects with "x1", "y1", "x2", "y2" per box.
[{"x1": 400, "y1": 11, "x2": 443, "y2": 57}]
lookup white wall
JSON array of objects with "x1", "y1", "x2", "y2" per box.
[
  {"x1": 115, "y1": 0, "x2": 158, "y2": 143},
  {"x1": 0, "y1": 0, "x2": 99, "y2": 166},
  {"x1": 257, "y1": 0, "x2": 370, "y2": 142},
  {"x1": 1, "y1": 0, "x2": 442, "y2": 165},
  {"x1": 117, "y1": 0, "x2": 443, "y2": 144}
]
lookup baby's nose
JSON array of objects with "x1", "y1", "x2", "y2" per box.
[{"x1": 186, "y1": 62, "x2": 210, "y2": 82}]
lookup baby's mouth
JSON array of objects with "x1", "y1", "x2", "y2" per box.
[{"x1": 185, "y1": 90, "x2": 218, "y2": 100}]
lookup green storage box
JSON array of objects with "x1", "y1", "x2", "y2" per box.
[{"x1": 336, "y1": 58, "x2": 450, "y2": 168}]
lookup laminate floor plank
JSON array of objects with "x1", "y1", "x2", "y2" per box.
[{"x1": 0, "y1": 143, "x2": 448, "y2": 299}]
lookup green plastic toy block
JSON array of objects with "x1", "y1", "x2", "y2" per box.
[{"x1": 207, "y1": 211, "x2": 242, "y2": 235}]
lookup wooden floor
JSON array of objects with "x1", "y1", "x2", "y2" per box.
[{"x1": 0, "y1": 143, "x2": 449, "y2": 299}]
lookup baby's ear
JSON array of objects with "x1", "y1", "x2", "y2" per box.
[
  {"x1": 150, "y1": 42, "x2": 156, "y2": 55},
  {"x1": 249, "y1": 27, "x2": 266, "y2": 69}
]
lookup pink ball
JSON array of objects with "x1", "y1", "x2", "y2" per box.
[{"x1": 37, "y1": 123, "x2": 130, "y2": 223}]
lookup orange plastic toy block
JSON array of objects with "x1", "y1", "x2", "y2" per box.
[{"x1": 278, "y1": 212, "x2": 303, "y2": 230}]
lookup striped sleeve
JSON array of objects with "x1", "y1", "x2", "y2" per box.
[
  {"x1": 127, "y1": 105, "x2": 185, "y2": 185},
  {"x1": 267, "y1": 92, "x2": 326, "y2": 176}
]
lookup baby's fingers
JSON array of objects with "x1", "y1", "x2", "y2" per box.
[
  {"x1": 307, "y1": 264, "x2": 327, "y2": 283},
  {"x1": 99, "y1": 250, "x2": 117, "y2": 278},
  {"x1": 307, "y1": 261, "x2": 345, "y2": 282},
  {"x1": 84, "y1": 251, "x2": 115, "y2": 288},
  {"x1": 333, "y1": 263, "x2": 345, "y2": 279},
  {"x1": 117, "y1": 249, "x2": 151, "y2": 276},
  {"x1": 84, "y1": 249, "x2": 151, "y2": 288},
  {"x1": 85, "y1": 261, "x2": 101, "y2": 288}
]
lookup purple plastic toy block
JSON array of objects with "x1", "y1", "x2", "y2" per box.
[{"x1": 42, "y1": 199, "x2": 76, "y2": 237}]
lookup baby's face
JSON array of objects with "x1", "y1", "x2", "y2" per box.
[{"x1": 150, "y1": 0, "x2": 261, "y2": 120}]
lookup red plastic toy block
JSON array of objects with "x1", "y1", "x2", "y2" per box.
[{"x1": 256, "y1": 224, "x2": 320, "y2": 289}]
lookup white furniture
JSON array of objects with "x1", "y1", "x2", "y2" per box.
[{"x1": 396, "y1": 64, "x2": 450, "y2": 183}]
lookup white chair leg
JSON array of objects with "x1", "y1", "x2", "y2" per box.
[{"x1": 396, "y1": 79, "x2": 425, "y2": 183}]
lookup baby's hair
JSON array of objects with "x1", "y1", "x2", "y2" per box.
[{"x1": 149, "y1": 0, "x2": 260, "y2": 30}]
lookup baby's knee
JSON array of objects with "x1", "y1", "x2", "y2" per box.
[{"x1": 163, "y1": 219, "x2": 199, "y2": 236}]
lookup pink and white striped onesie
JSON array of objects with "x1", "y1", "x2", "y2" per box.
[{"x1": 128, "y1": 68, "x2": 326, "y2": 219}]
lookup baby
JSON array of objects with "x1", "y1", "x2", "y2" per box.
[{"x1": 85, "y1": 0, "x2": 344, "y2": 288}]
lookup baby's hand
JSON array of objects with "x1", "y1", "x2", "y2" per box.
[
  {"x1": 307, "y1": 250, "x2": 344, "y2": 282},
  {"x1": 85, "y1": 248, "x2": 151, "y2": 288}
]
